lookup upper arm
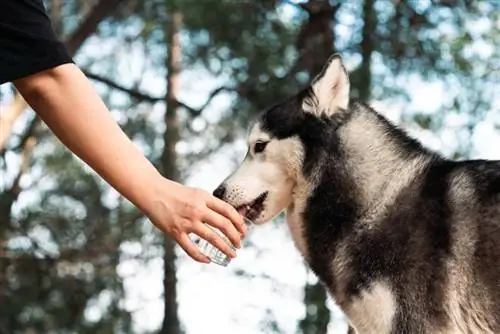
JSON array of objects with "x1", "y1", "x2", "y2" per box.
[{"x1": 13, "y1": 63, "x2": 78, "y2": 101}]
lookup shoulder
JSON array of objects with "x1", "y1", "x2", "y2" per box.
[{"x1": 0, "y1": 0, "x2": 73, "y2": 85}]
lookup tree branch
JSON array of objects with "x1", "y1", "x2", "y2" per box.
[
  {"x1": 189, "y1": 85, "x2": 236, "y2": 116},
  {"x1": 3, "y1": 116, "x2": 41, "y2": 154},
  {"x1": 83, "y1": 70, "x2": 235, "y2": 117},
  {"x1": 83, "y1": 70, "x2": 163, "y2": 103},
  {"x1": 65, "y1": 0, "x2": 127, "y2": 55},
  {"x1": 0, "y1": 94, "x2": 28, "y2": 151}
]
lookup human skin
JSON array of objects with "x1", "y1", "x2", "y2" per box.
[{"x1": 13, "y1": 63, "x2": 247, "y2": 263}]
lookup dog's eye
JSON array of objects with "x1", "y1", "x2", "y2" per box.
[{"x1": 254, "y1": 141, "x2": 268, "y2": 154}]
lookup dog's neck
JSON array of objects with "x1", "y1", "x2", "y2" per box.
[
  {"x1": 337, "y1": 103, "x2": 437, "y2": 216},
  {"x1": 287, "y1": 102, "x2": 438, "y2": 237}
]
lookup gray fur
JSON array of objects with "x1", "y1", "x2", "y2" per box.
[{"x1": 213, "y1": 54, "x2": 500, "y2": 333}]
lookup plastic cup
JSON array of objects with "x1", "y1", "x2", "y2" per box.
[{"x1": 192, "y1": 217, "x2": 254, "y2": 266}]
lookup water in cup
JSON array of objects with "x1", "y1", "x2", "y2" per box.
[{"x1": 191, "y1": 217, "x2": 254, "y2": 266}]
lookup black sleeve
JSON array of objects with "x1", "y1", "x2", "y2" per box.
[{"x1": 0, "y1": 0, "x2": 73, "y2": 85}]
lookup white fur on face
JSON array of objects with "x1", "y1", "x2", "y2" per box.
[
  {"x1": 302, "y1": 54, "x2": 350, "y2": 117},
  {"x1": 221, "y1": 123, "x2": 303, "y2": 224}
]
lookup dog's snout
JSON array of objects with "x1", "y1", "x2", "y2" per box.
[{"x1": 213, "y1": 184, "x2": 226, "y2": 199}]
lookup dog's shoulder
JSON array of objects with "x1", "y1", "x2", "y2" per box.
[
  {"x1": 414, "y1": 158, "x2": 500, "y2": 206},
  {"x1": 457, "y1": 159, "x2": 500, "y2": 202}
]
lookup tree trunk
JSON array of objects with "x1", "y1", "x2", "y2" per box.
[
  {"x1": 159, "y1": 10, "x2": 182, "y2": 334},
  {"x1": 50, "y1": 0, "x2": 63, "y2": 36},
  {"x1": 297, "y1": 1, "x2": 375, "y2": 331},
  {"x1": 296, "y1": 1, "x2": 340, "y2": 332},
  {"x1": 296, "y1": 0, "x2": 339, "y2": 76},
  {"x1": 359, "y1": 0, "x2": 375, "y2": 101},
  {"x1": 0, "y1": 0, "x2": 126, "y2": 151}
]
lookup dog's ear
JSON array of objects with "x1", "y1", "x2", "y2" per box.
[{"x1": 302, "y1": 54, "x2": 350, "y2": 117}]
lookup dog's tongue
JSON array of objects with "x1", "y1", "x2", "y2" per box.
[{"x1": 237, "y1": 206, "x2": 250, "y2": 217}]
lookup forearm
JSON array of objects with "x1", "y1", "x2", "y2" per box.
[{"x1": 14, "y1": 63, "x2": 167, "y2": 215}]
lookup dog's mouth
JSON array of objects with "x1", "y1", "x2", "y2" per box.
[{"x1": 236, "y1": 192, "x2": 268, "y2": 221}]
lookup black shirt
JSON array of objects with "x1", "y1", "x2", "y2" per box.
[{"x1": 0, "y1": 0, "x2": 73, "y2": 85}]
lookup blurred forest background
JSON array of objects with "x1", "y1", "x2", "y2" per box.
[{"x1": 0, "y1": 0, "x2": 499, "y2": 333}]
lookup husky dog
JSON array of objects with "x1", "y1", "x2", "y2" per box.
[{"x1": 213, "y1": 54, "x2": 500, "y2": 333}]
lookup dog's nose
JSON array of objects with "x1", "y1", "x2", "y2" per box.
[{"x1": 213, "y1": 185, "x2": 226, "y2": 199}]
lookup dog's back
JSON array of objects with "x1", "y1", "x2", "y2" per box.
[
  {"x1": 345, "y1": 159, "x2": 500, "y2": 333},
  {"x1": 443, "y1": 160, "x2": 500, "y2": 333}
]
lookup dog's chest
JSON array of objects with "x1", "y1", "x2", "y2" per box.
[
  {"x1": 343, "y1": 282, "x2": 397, "y2": 334},
  {"x1": 285, "y1": 208, "x2": 309, "y2": 258}
]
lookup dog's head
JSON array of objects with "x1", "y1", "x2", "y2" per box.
[{"x1": 213, "y1": 54, "x2": 351, "y2": 224}]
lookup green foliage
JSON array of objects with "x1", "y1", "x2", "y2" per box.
[
  {"x1": 298, "y1": 280, "x2": 330, "y2": 334},
  {"x1": 2, "y1": 144, "x2": 143, "y2": 333}
]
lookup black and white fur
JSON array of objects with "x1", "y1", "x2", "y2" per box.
[{"x1": 213, "y1": 54, "x2": 500, "y2": 334}]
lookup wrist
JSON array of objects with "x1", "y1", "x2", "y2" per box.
[{"x1": 138, "y1": 172, "x2": 178, "y2": 219}]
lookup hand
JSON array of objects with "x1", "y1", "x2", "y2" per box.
[{"x1": 146, "y1": 179, "x2": 247, "y2": 263}]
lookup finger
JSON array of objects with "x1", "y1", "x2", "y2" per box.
[
  {"x1": 177, "y1": 233, "x2": 211, "y2": 264},
  {"x1": 202, "y1": 208, "x2": 242, "y2": 249},
  {"x1": 192, "y1": 223, "x2": 237, "y2": 259},
  {"x1": 207, "y1": 196, "x2": 247, "y2": 236}
]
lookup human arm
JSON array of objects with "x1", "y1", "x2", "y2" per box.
[{"x1": 13, "y1": 63, "x2": 246, "y2": 262}]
